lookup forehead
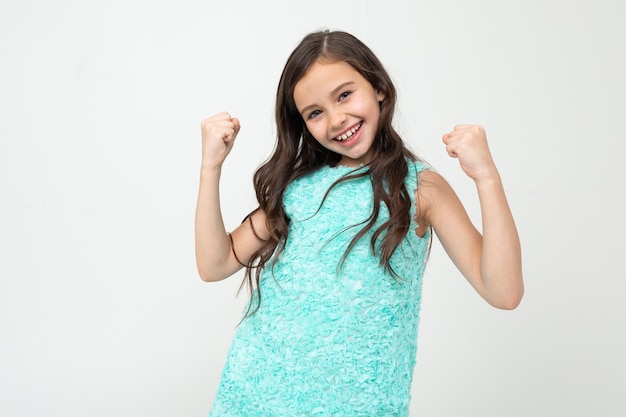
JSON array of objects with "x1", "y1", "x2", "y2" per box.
[{"x1": 293, "y1": 60, "x2": 367, "y2": 105}]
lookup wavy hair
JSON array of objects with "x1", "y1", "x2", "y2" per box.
[{"x1": 240, "y1": 30, "x2": 424, "y2": 316}]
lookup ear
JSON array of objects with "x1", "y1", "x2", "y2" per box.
[{"x1": 376, "y1": 89, "x2": 386, "y2": 102}]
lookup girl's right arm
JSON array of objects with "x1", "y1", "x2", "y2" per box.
[{"x1": 194, "y1": 112, "x2": 270, "y2": 282}]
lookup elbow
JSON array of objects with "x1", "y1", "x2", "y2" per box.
[
  {"x1": 489, "y1": 286, "x2": 524, "y2": 310},
  {"x1": 196, "y1": 265, "x2": 228, "y2": 283},
  {"x1": 198, "y1": 272, "x2": 216, "y2": 283},
  {"x1": 492, "y1": 296, "x2": 522, "y2": 310}
]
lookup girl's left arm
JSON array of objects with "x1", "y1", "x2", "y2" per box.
[{"x1": 419, "y1": 125, "x2": 523, "y2": 309}]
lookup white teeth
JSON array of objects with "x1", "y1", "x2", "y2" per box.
[{"x1": 335, "y1": 123, "x2": 361, "y2": 141}]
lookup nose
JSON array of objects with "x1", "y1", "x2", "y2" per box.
[{"x1": 329, "y1": 109, "x2": 347, "y2": 130}]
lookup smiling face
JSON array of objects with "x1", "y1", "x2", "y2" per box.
[{"x1": 293, "y1": 60, "x2": 386, "y2": 167}]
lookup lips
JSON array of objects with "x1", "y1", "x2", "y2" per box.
[{"x1": 335, "y1": 122, "x2": 362, "y2": 141}]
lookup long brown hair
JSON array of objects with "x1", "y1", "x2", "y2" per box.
[{"x1": 241, "y1": 30, "x2": 423, "y2": 316}]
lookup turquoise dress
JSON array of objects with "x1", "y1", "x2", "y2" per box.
[{"x1": 209, "y1": 160, "x2": 430, "y2": 416}]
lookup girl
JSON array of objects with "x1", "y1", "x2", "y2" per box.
[{"x1": 196, "y1": 30, "x2": 523, "y2": 416}]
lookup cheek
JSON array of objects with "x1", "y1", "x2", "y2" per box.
[
  {"x1": 355, "y1": 98, "x2": 379, "y2": 117},
  {"x1": 368, "y1": 101, "x2": 383, "y2": 121},
  {"x1": 305, "y1": 122, "x2": 326, "y2": 141}
]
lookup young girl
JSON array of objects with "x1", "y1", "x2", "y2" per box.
[{"x1": 196, "y1": 30, "x2": 523, "y2": 416}]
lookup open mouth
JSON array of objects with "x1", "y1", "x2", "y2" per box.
[{"x1": 335, "y1": 122, "x2": 362, "y2": 141}]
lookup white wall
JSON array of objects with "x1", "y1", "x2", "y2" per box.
[{"x1": 1, "y1": 0, "x2": 624, "y2": 416}]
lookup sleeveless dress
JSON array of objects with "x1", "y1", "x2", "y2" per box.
[{"x1": 209, "y1": 160, "x2": 430, "y2": 417}]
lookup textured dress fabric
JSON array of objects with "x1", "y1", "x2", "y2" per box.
[{"x1": 209, "y1": 160, "x2": 431, "y2": 417}]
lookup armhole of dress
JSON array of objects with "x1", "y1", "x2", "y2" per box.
[{"x1": 411, "y1": 160, "x2": 432, "y2": 241}]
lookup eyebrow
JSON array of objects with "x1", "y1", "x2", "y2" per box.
[{"x1": 298, "y1": 81, "x2": 356, "y2": 116}]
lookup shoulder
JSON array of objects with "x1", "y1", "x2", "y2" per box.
[
  {"x1": 237, "y1": 207, "x2": 272, "y2": 243},
  {"x1": 403, "y1": 157, "x2": 431, "y2": 190},
  {"x1": 416, "y1": 169, "x2": 447, "y2": 190},
  {"x1": 415, "y1": 170, "x2": 462, "y2": 228},
  {"x1": 405, "y1": 158, "x2": 430, "y2": 176}
]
